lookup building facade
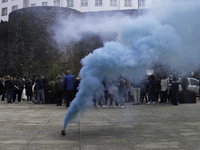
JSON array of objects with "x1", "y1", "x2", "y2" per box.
[{"x1": 1, "y1": 0, "x2": 155, "y2": 21}]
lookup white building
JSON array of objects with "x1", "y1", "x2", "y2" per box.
[{"x1": 0, "y1": 0, "x2": 155, "y2": 21}]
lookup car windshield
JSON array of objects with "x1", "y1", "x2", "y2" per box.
[{"x1": 190, "y1": 78, "x2": 199, "y2": 85}]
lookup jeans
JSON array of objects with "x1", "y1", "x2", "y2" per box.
[
  {"x1": 133, "y1": 88, "x2": 141, "y2": 104},
  {"x1": 37, "y1": 89, "x2": 45, "y2": 104},
  {"x1": 114, "y1": 89, "x2": 123, "y2": 106},
  {"x1": 27, "y1": 96, "x2": 32, "y2": 101},
  {"x1": 172, "y1": 90, "x2": 178, "y2": 105},
  {"x1": 148, "y1": 88, "x2": 155, "y2": 102},
  {"x1": 6, "y1": 89, "x2": 12, "y2": 102}
]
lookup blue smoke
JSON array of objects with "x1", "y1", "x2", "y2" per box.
[{"x1": 63, "y1": 1, "x2": 200, "y2": 129}]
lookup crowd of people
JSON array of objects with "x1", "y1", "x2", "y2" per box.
[
  {"x1": 0, "y1": 71, "x2": 180, "y2": 108},
  {"x1": 0, "y1": 75, "x2": 46, "y2": 104},
  {"x1": 93, "y1": 74, "x2": 180, "y2": 108},
  {"x1": 0, "y1": 70, "x2": 81, "y2": 107}
]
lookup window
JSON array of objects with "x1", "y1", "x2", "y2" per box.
[
  {"x1": 95, "y1": 0, "x2": 102, "y2": 6},
  {"x1": 110, "y1": 0, "x2": 117, "y2": 6},
  {"x1": 12, "y1": 5, "x2": 18, "y2": 11},
  {"x1": 124, "y1": 0, "x2": 131, "y2": 6},
  {"x1": 67, "y1": 0, "x2": 73, "y2": 7},
  {"x1": 1, "y1": 7, "x2": 7, "y2": 16},
  {"x1": 42, "y1": 2, "x2": 48, "y2": 6},
  {"x1": 54, "y1": 0, "x2": 60, "y2": 6},
  {"x1": 31, "y1": 3, "x2": 36, "y2": 7},
  {"x1": 139, "y1": 0, "x2": 145, "y2": 7},
  {"x1": 2, "y1": 0, "x2": 8, "y2": 2},
  {"x1": 190, "y1": 79, "x2": 199, "y2": 86},
  {"x1": 81, "y1": 0, "x2": 88, "y2": 6}
]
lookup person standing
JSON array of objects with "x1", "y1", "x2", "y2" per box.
[
  {"x1": 160, "y1": 75, "x2": 169, "y2": 104},
  {"x1": 74, "y1": 77, "x2": 81, "y2": 98},
  {"x1": 62, "y1": 70, "x2": 75, "y2": 108},
  {"x1": 124, "y1": 78, "x2": 130, "y2": 103},
  {"x1": 171, "y1": 76, "x2": 180, "y2": 105},
  {"x1": 4, "y1": 75, "x2": 13, "y2": 103},
  {"x1": 168, "y1": 75, "x2": 173, "y2": 103},
  {"x1": 140, "y1": 78, "x2": 148, "y2": 104},
  {"x1": 132, "y1": 82, "x2": 141, "y2": 105},
  {"x1": 25, "y1": 78, "x2": 33, "y2": 102},
  {"x1": 147, "y1": 74, "x2": 156, "y2": 105},
  {"x1": 20, "y1": 76, "x2": 25, "y2": 101},
  {"x1": 13, "y1": 76, "x2": 22, "y2": 103},
  {"x1": 116, "y1": 76, "x2": 125, "y2": 108},
  {"x1": 55, "y1": 75, "x2": 63, "y2": 106},
  {"x1": 36, "y1": 74, "x2": 45, "y2": 104}
]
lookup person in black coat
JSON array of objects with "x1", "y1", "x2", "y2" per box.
[
  {"x1": 147, "y1": 74, "x2": 156, "y2": 105},
  {"x1": 55, "y1": 75, "x2": 63, "y2": 106},
  {"x1": 4, "y1": 75, "x2": 13, "y2": 103},
  {"x1": 171, "y1": 76, "x2": 180, "y2": 105},
  {"x1": 25, "y1": 78, "x2": 33, "y2": 102},
  {"x1": 74, "y1": 77, "x2": 80, "y2": 98}
]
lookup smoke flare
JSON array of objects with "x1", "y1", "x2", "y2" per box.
[{"x1": 62, "y1": 1, "x2": 200, "y2": 129}]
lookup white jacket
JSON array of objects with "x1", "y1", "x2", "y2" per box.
[{"x1": 160, "y1": 79, "x2": 169, "y2": 92}]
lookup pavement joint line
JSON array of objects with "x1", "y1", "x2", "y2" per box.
[
  {"x1": 97, "y1": 108, "x2": 138, "y2": 150},
  {"x1": 23, "y1": 109, "x2": 59, "y2": 150}
]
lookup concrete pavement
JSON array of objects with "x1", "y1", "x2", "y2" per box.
[{"x1": 0, "y1": 99, "x2": 200, "y2": 150}]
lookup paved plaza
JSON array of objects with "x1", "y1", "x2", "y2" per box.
[{"x1": 0, "y1": 99, "x2": 200, "y2": 150}]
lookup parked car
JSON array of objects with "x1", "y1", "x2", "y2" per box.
[{"x1": 179, "y1": 78, "x2": 199, "y2": 95}]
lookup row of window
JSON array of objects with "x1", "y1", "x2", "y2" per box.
[
  {"x1": 1, "y1": 0, "x2": 146, "y2": 16},
  {"x1": 29, "y1": 0, "x2": 133, "y2": 7},
  {"x1": 1, "y1": 0, "x2": 146, "y2": 7}
]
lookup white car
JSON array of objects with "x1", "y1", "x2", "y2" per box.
[{"x1": 179, "y1": 78, "x2": 199, "y2": 95}]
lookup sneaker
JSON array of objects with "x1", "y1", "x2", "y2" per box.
[
  {"x1": 114, "y1": 106, "x2": 118, "y2": 108},
  {"x1": 121, "y1": 106, "x2": 124, "y2": 108},
  {"x1": 152, "y1": 101, "x2": 155, "y2": 105},
  {"x1": 146, "y1": 102, "x2": 151, "y2": 105},
  {"x1": 98, "y1": 105, "x2": 101, "y2": 108},
  {"x1": 102, "y1": 105, "x2": 107, "y2": 108}
]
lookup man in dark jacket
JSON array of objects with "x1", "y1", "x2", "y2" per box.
[
  {"x1": 62, "y1": 70, "x2": 75, "y2": 108},
  {"x1": 13, "y1": 76, "x2": 22, "y2": 102},
  {"x1": 36, "y1": 74, "x2": 45, "y2": 104},
  {"x1": 171, "y1": 76, "x2": 180, "y2": 105},
  {"x1": 55, "y1": 75, "x2": 63, "y2": 106},
  {"x1": 147, "y1": 74, "x2": 156, "y2": 105},
  {"x1": 4, "y1": 75, "x2": 13, "y2": 103}
]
